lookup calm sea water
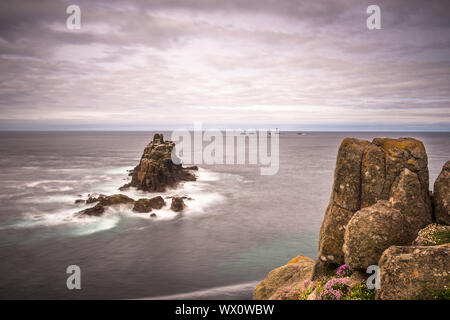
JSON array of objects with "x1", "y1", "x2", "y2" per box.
[{"x1": 0, "y1": 131, "x2": 448, "y2": 299}]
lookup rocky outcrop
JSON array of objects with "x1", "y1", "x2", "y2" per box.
[
  {"x1": 343, "y1": 168, "x2": 433, "y2": 269},
  {"x1": 376, "y1": 244, "x2": 450, "y2": 300},
  {"x1": 76, "y1": 194, "x2": 135, "y2": 217},
  {"x1": 255, "y1": 137, "x2": 448, "y2": 300},
  {"x1": 254, "y1": 137, "x2": 450, "y2": 300},
  {"x1": 318, "y1": 137, "x2": 431, "y2": 267},
  {"x1": 120, "y1": 133, "x2": 196, "y2": 192},
  {"x1": 434, "y1": 161, "x2": 450, "y2": 225},
  {"x1": 170, "y1": 196, "x2": 186, "y2": 212},
  {"x1": 389, "y1": 168, "x2": 433, "y2": 239},
  {"x1": 343, "y1": 200, "x2": 406, "y2": 269},
  {"x1": 132, "y1": 196, "x2": 166, "y2": 213},
  {"x1": 254, "y1": 254, "x2": 314, "y2": 300}
]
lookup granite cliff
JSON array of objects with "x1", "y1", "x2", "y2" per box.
[{"x1": 254, "y1": 138, "x2": 450, "y2": 300}]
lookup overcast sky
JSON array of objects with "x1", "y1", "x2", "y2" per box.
[{"x1": 0, "y1": 0, "x2": 449, "y2": 130}]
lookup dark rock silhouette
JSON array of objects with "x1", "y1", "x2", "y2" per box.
[{"x1": 120, "y1": 133, "x2": 196, "y2": 192}]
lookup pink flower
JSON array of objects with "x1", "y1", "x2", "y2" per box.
[{"x1": 336, "y1": 264, "x2": 353, "y2": 277}]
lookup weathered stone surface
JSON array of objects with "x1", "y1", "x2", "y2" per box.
[
  {"x1": 390, "y1": 168, "x2": 432, "y2": 240},
  {"x1": 318, "y1": 137, "x2": 432, "y2": 268},
  {"x1": 120, "y1": 133, "x2": 196, "y2": 192},
  {"x1": 344, "y1": 169, "x2": 432, "y2": 270},
  {"x1": 361, "y1": 144, "x2": 386, "y2": 208},
  {"x1": 254, "y1": 254, "x2": 314, "y2": 300},
  {"x1": 343, "y1": 200, "x2": 406, "y2": 269},
  {"x1": 170, "y1": 196, "x2": 185, "y2": 212},
  {"x1": 376, "y1": 244, "x2": 450, "y2": 300},
  {"x1": 318, "y1": 204, "x2": 353, "y2": 264},
  {"x1": 434, "y1": 161, "x2": 450, "y2": 225},
  {"x1": 372, "y1": 137, "x2": 430, "y2": 207},
  {"x1": 332, "y1": 138, "x2": 371, "y2": 211},
  {"x1": 133, "y1": 196, "x2": 166, "y2": 213}
]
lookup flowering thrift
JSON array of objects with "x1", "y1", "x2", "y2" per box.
[
  {"x1": 318, "y1": 278, "x2": 350, "y2": 300},
  {"x1": 336, "y1": 264, "x2": 353, "y2": 277}
]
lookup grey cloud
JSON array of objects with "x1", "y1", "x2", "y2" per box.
[{"x1": 0, "y1": 0, "x2": 449, "y2": 130}]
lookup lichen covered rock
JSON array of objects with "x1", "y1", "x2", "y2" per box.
[
  {"x1": 343, "y1": 200, "x2": 407, "y2": 269},
  {"x1": 317, "y1": 137, "x2": 431, "y2": 267},
  {"x1": 434, "y1": 161, "x2": 450, "y2": 225},
  {"x1": 253, "y1": 254, "x2": 314, "y2": 300},
  {"x1": 376, "y1": 244, "x2": 450, "y2": 300}
]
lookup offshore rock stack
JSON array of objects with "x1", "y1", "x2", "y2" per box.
[
  {"x1": 120, "y1": 133, "x2": 197, "y2": 192},
  {"x1": 254, "y1": 138, "x2": 450, "y2": 300},
  {"x1": 75, "y1": 134, "x2": 197, "y2": 217}
]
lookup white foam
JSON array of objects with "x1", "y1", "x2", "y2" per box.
[
  {"x1": 139, "y1": 281, "x2": 259, "y2": 300},
  {"x1": 25, "y1": 180, "x2": 78, "y2": 188}
]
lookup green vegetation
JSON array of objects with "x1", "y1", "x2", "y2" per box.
[
  {"x1": 431, "y1": 287, "x2": 450, "y2": 300},
  {"x1": 415, "y1": 224, "x2": 450, "y2": 246}
]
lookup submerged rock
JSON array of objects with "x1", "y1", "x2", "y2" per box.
[
  {"x1": 86, "y1": 194, "x2": 106, "y2": 204},
  {"x1": 254, "y1": 254, "x2": 314, "y2": 300},
  {"x1": 376, "y1": 244, "x2": 450, "y2": 300},
  {"x1": 120, "y1": 133, "x2": 196, "y2": 192},
  {"x1": 433, "y1": 161, "x2": 450, "y2": 225},
  {"x1": 77, "y1": 203, "x2": 105, "y2": 217},
  {"x1": 76, "y1": 194, "x2": 135, "y2": 217},
  {"x1": 98, "y1": 194, "x2": 135, "y2": 206},
  {"x1": 133, "y1": 196, "x2": 166, "y2": 213},
  {"x1": 170, "y1": 196, "x2": 185, "y2": 212}
]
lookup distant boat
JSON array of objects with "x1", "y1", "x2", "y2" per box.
[{"x1": 297, "y1": 132, "x2": 306, "y2": 136}]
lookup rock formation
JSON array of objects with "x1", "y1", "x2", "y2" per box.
[
  {"x1": 170, "y1": 196, "x2": 186, "y2": 212},
  {"x1": 318, "y1": 137, "x2": 431, "y2": 268},
  {"x1": 434, "y1": 161, "x2": 450, "y2": 225},
  {"x1": 76, "y1": 194, "x2": 135, "y2": 217},
  {"x1": 120, "y1": 133, "x2": 196, "y2": 192},
  {"x1": 255, "y1": 137, "x2": 449, "y2": 300},
  {"x1": 343, "y1": 168, "x2": 433, "y2": 269},
  {"x1": 253, "y1": 254, "x2": 315, "y2": 300},
  {"x1": 376, "y1": 244, "x2": 450, "y2": 300},
  {"x1": 132, "y1": 196, "x2": 166, "y2": 213},
  {"x1": 343, "y1": 200, "x2": 406, "y2": 269}
]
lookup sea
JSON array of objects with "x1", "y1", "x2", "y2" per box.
[{"x1": 0, "y1": 131, "x2": 448, "y2": 299}]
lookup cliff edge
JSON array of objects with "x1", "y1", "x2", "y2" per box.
[{"x1": 254, "y1": 138, "x2": 449, "y2": 300}]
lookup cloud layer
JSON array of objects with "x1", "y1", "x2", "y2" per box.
[{"x1": 0, "y1": 0, "x2": 449, "y2": 130}]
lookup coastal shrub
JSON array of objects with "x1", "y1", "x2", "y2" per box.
[
  {"x1": 431, "y1": 287, "x2": 450, "y2": 300},
  {"x1": 336, "y1": 264, "x2": 353, "y2": 277},
  {"x1": 415, "y1": 224, "x2": 450, "y2": 246},
  {"x1": 344, "y1": 282, "x2": 375, "y2": 300}
]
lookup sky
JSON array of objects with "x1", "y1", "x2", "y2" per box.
[{"x1": 0, "y1": 0, "x2": 449, "y2": 131}]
